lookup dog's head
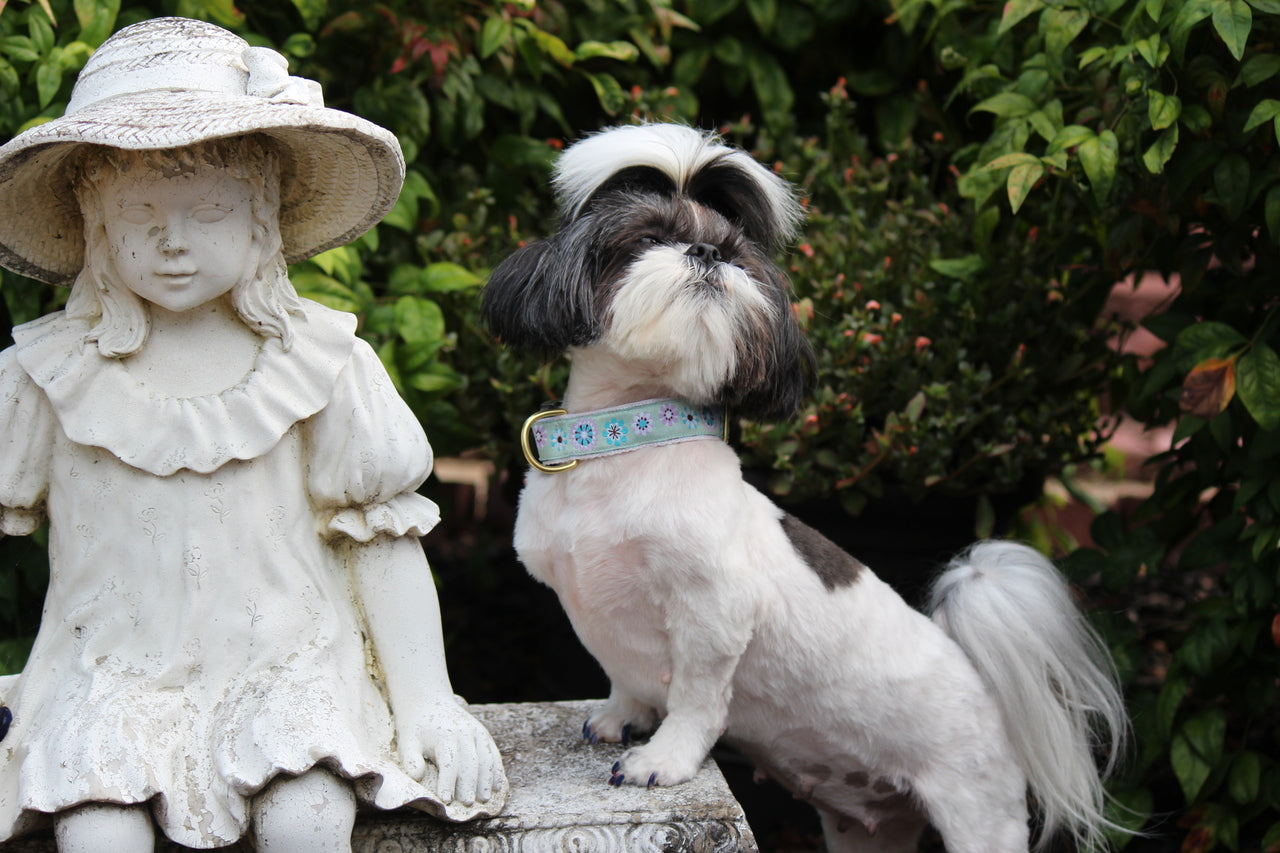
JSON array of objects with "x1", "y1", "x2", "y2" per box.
[{"x1": 482, "y1": 123, "x2": 815, "y2": 422}]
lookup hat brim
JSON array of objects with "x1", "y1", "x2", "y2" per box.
[{"x1": 0, "y1": 91, "x2": 405, "y2": 284}]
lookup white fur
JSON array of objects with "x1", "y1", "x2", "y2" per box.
[
  {"x1": 489, "y1": 124, "x2": 1127, "y2": 853},
  {"x1": 553, "y1": 123, "x2": 803, "y2": 244},
  {"x1": 600, "y1": 247, "x2": 772, "y2": 402}
]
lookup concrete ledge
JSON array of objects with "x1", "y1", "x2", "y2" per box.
[{"x1": 8, "y1": 700, "x2": 758, "y2": 852}]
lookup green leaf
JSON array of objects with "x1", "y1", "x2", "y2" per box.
[
  {"x1": 1180, "y1": 104, "x2": 1213, "y2": 133},
  {"x1": 479, "y1": 16, "x2": 512, "y2": 59},
  {"x1": 583, "y1": 71, "x2": 627, "y2": 115},
  {"x1": 382, "y1": 169, "x2": 437, "y2": 231},
  {"x1": 291, "y1": 270, "x2": 361, "y2": 313},
  {"x1": 928, "y1": 255, "x2": 986, "y2": 281},
  {"x1": 409, "y1": 369, "x2": 463, "y2": 394},
  {"x1": 1156, "y1": 672, "x2": 1188, "y2": 738},
  {"x1": 981, "y1": 152, "x2": 1043, "y2": 171},
  {"x1": 74, "y1": 0, "x2": 117, "y2": 45},
  {"x1": 1043, "y1": 8, "x2": 1089, "y2": 57},
  {"x1": 1078, "y1": 45, "x2": 1108, "y2": 68},
  {"x1": 307, "y1": 246, "x2": 360, "y2": 284},
  {"x1": 28, "y1": 9, "x2": 54, "y2": 55},
  {"x1": 1243, "y1": 98, "x2": 1280, "y2": 133},
  {"x1": 998, "y1": 0, "x2": 1044, "y2": 34},
  {"x1": 875, "y1": 94, "x2": 917, "y2": 149},
  {"x1": 393, "y1": 296, "x2": 445, "y2": 347},
  {"x1": 1170, "y1": 731, "x2": 1212, "y2": 804},
  {"x1": 1077, "y1": 129, "x2": 1119, "y2": 203},
  {"x1": 689, "y1": 0, "x2": 740, "y2": 26},
  {"x1": 575, "y1": 40, "x2": 640, "y2": 63},
  {"x1": 1213, "y1": 153, "x2": 1250, "y2": 219},
  {"x1": 1027, "y1": 110, "x2": 1057, "y2": 141},
  {"x1": 970, "y1": 91, "x2": 1038, "y2": 118},
  {"x1": 288, "y1": 0, "x2": 327, "y2": 30},
  {"x1": 1149, "y1": 91, "x2": 1182, "y2": 130},
  {"x1": 747, "y1": 51, "x2": 794, "y2": 129},
  {"x1": 1266, "y1": 185, "x2": 1280, "y2": 243},
  {"x1": 1236, "y1": 53, "x2": 1280, "y2": 87},
  {"x1": 745, "y1": 0, "x2": 778, "y2": 32},
  {"x1": 1133, "y1": 35, "x2": 1161, "y2": 69},
  {"x1": 1007, "y1": 162, "x2": 1044, "y2": 212},
  {"x1": 420, "y1": 262, "x2": 483, "y2": 292},
  {"x1": 0, "y1": 36, "x2": 40, "y2": 64},
  {"x1": 1171, "y1": 0, "x2": 1216, "y2": 62},
  {"x1": 1144, "y1": 125, "x2": 1179, "y2": 174},
  {"x1": 1246, "y1": 0, "x2": 1280, "y2": 11},
  {"x1": 34, "y1": 58, "x2": 61, "y2": 109},
  {"x1": 531, "y1": 29, "x2": 576, "y2": 66},
  {"x1": 1212, "y1": 0, "x2": 1252, "y2": 61},
  {"x1": 1177, "y1": 321, "x2": 1248, "y2": 359},
  {"x1": 1237, "y1": 345, "x2": 1280, "y2": 430},
  {"x1": 905, "y1": 391, "x2": 926, "y2": 422},
  {"x1": 1228, "y1": 751, "x2": 1261, "y2": 804},
  {"x1": 0, "y1": 56, "x2": 17, "y2": 98},
  {"x1": 1171, "y1": 709, "x2": 1227, "y2": 802},
  {"x1": 1046, "y1": 124, "x2": 1096, "y2": 154}
]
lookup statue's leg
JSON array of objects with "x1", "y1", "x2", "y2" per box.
[
  {"x1": 252, "y1": 767, "x2": 357, "y2": 853},
  {"x1": 55, "y1": 802, "x2": 155, "y2": 853}
]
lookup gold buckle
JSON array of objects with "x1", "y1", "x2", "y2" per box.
[{"x1": 521, "y1": 408, "x2": 579, "y2": 473}]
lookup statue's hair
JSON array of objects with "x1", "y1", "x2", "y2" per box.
[{"x1": 65, "y1": 134, "x2": 302, "y2": 358}]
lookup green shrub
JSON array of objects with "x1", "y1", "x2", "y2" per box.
[
  {"x1": 738, "y1": 86, "x2": 1116, "y2": 526},
  {"x1": 885, "y1": 0, "x2": 1280, "y2": 848}
]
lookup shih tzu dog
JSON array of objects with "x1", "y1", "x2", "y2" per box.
[{"x1": 482, "y1": 123, "x2": 1126, "y2": 853}]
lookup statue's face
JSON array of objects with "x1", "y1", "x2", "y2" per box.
[{"x1": 98, "y1": 165, "x2": 258, "y2": 314}]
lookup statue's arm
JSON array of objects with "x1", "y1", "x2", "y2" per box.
[{"x1": 347, "y1": 534, "x2": 505, "y2": 806}]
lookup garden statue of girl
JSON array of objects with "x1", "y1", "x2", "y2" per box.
[{"x1": 0, "y1": 17, "x2": 506, "y2": 851}]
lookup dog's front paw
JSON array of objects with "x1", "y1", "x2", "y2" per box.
[
  {"x1": 584, "y1": 697, "x2": 657, "y2": 745},
  {"x1": 607, "y1": 742, "x2": 702, "y2": 789}
]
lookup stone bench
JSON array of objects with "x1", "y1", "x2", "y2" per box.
[{"x1": 7, "y1": 700, "x2": 758, "y2": 852}]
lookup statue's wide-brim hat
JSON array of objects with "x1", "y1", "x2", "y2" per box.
[{"x1": 0, "y1": 16, "x2": 405, "y2": 285}]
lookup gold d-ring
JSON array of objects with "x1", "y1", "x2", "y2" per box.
[{"x1": 521, "y1": 408, "x2": 579, "y2": 473}]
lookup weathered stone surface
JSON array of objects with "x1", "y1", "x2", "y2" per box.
[{"x1": 8, "y1": 701, "x2": 758, "y2": 852}]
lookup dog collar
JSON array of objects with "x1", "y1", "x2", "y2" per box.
[{"x1": 521, "y1": 398, "x2": 728, "y2": 473}]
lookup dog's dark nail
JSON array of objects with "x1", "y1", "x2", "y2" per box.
[
  {"x1": 647, "y1": 772, "x2": 657, "y2": 788},
  {"x1": 582, "y1": 719, "x2": 590, "y2": 740},
  {"x1": 612, "y1": 761, "x2": 620, "y2": 773},
  {"x1": 0, "y1": 706, "x2": 10, "y2": 742}
]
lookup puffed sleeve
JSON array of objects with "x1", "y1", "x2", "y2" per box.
[
  {"x1": 304, "y1": 337, "x2": 442, "y2": 542},
  {"x1": 0, "y1": 345, "x2": 53, "y2": 535}
]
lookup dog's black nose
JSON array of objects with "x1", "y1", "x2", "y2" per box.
[{"x1": 685, "y1": 242, "x2": 722, "y2": 263}]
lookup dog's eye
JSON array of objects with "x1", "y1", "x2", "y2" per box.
[{"x1": 636, "y1": 235, "x2": 663, "y2": 247}]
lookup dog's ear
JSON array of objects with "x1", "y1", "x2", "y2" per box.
[
  {"x1": 481, "y1": 228, "x2": 602, "y2": 355},
  {"x1": 727, "y1": 270, "x2": 817, "y2": 423}
]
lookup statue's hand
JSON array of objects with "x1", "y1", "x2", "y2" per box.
[{"x1": 397, "y1": 698, "x2": 505, "y2": 806}]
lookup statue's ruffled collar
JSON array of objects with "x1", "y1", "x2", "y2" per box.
[{"x1": 13, "y1": 300, "x2": 357, "y2": 476}]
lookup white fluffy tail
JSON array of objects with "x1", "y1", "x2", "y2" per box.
[{"x1": 928, "y1": 541, "x2": 1128, "y2": 852}]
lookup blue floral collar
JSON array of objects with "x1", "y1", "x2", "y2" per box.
[{"x1": 520, "y1": 398, "x2": 727, "y2": 472}]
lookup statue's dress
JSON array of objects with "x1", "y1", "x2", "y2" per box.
[{"x1": 0, "y1": 300, "x2": 482, "y2": 846}]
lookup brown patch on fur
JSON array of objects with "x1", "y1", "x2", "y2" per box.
[
  {"x1": 872, "y1": 779, "x2": 897, "y2": 795},
  {"x1": 845, "y1": 771, "x2": 870, "y2": 787},
  {"x1": 781, "y1": 513, "x2": 865, "y2": 590}
]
